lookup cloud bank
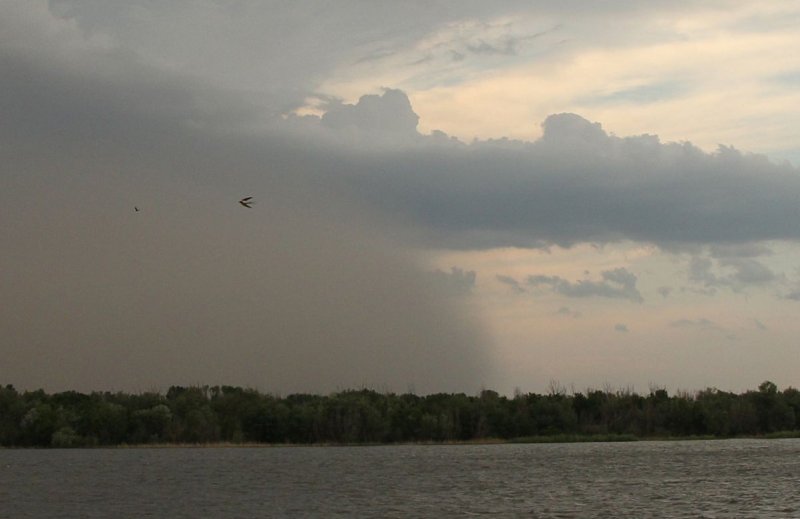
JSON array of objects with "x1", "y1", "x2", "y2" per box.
[
  {"x1": 8, "y1": 3, "x2": 800, "y2": 253},
  {"x1": 0, "y1": 3, "x2": 493, "y2": 394},
  {"x1": 394, "y1": 113, "x2": 798, "y2": 249}
]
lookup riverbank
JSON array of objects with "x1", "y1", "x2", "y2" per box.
[
  {"x1": 3, "y1": 382, "x2": 799, "y2": 447},
  {"x1": 5, "y1": 431, "x2": 794, "y2": 449}
]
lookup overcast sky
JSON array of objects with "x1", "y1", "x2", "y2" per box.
[{"x1": 3, "y1": 0, "x2": 800, "y2": 395}]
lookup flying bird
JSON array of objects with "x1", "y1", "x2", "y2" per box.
[
  {"x1": 134, "y1": 206, "x2": 140, "y2": 212},
  {"x1": 238, "y1": 196, "x2": 254, "y2": 208}
]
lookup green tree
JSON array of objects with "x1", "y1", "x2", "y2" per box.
[
  {"x1": 750, "y1": 381, "x2": 795, "y2": 433},
  {"x1": 0, "y1": 385, "x2": 24, "y2": 445},
  {"x1": 242, "y1": 395, "x2": 289, "y2": 443},
  {"x1": 80, "y1": 399, "x2": 128, "y2": 445},
  {"x1": 20, "y1": 403, "x2": 63, "y2": 446},
  {"x1": 131, "y1": 404, "x2": 173, "y2": 443}
]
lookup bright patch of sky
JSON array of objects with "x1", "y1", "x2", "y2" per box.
[{"x1": 311, "y1": 2, "x2": 800, "y2": 162}]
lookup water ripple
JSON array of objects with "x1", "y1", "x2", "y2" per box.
[{"x1": 2, "y1": 439, "x2": 799, "y2": 518}]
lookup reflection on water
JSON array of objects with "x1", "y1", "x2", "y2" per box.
[{"x1": 2, "y1": 439, "x2": 799, "y2": 518}]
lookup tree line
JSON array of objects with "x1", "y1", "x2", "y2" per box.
[{"x1": 1, "y1": 381, "x2": 798, "y2": 447}]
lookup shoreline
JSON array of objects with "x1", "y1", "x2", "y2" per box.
[{"x1": 5, "y1": 432, "x2": 800, "y2": 449}]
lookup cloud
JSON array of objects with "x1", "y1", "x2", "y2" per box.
[
  {"x1": 427, "y1": 267, "x2": 477, "y2": 297},
  {"x1": 579, "y1": 81, "x2": 686, "y2": 106},
  {"x1": 689, "y1": 257, "x2": 717, "y2": 287},
  {"x1": 556, "y1": 307, "x2": 581, "y2": 318},
  {"x1": 720, "y1": 258, "x2": 776, "y2": 285},
  {"x1": 16, "y1": 47, "x2": 777, "y2": 256},
  {"x1": 496, "y1": 275, "x2": 526, "y2": 293},
  {"x1": 528, "y1": 267, "x2": 643, "y2": 303},
  {"x1": 321, "y1": 89, "x2": 419, "y2": 137},
  {"x1": 709, "y1": 243, "x2": 773, "y2": 259},
  {"x1": 670, "y1": 318, "x2": 710, "y2": 328},
  {"x1": 669, "y1": 318, "x2": 738, "y2": 341},
  {"x1": 688, "y1": 255, "x2": 777, "y2": 291},
  {"x1": 466, "y1": 38, "x2": 517, "y2": 56},
  {"x1": 614, "y1": 323, "x2": 629, "y2": 333},
  {"x1": 283, "y1": 98, "x2": 800, "y2": 251},
  {"x1": 0, "y1": 3, "x2": 493, "y2": 394},
  {"x1": 785, "y1": 289, "x2": 800, "y2": 301},
  {"x1": 657, "y1": 286, "x2": 672, "y2": 298},
  {"x1": 450, "y1": 50, "x2": 466, "y2": 62}
]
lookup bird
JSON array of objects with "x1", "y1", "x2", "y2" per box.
[
  {"x1": 238, "y1": 196, "x2": 254, "y2": 208},
  {"x1": 134, "y1": 206, "x2": 140, "y2": 212}
]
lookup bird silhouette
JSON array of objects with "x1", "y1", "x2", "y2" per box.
[
  {"x1": 238, "y1": 196, "x2": 254, "y2": 208},
  {"x1": 134, "y1": 206, "x2": 140, "y2": 212}
]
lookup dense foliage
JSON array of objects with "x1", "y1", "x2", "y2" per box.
[{"x1": 1, "y1": 381, "x2": 799, "y2": 447}]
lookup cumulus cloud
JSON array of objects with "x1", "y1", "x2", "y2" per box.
[
  {"x1": 321, "y1": 89, "x2": 419, "y2": 137},
  {"x1": 280, "y1": 96, "x2": 800, "y2": 251},
  {"x1": 528, "y1": 268, "x2": 643, "y2": 303}
]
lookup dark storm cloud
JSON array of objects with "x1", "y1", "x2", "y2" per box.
[
  {"x1": 528, "y1": 268, "x2": 643, "y2": 303},
  {"x1": 0, "y1": 2, "x2": 265, "y2": 154},
  {"x1": 0, "y1": 3, "x2": 493, "y2": 394},
  {"x1": 278, "y1": 91, "x2": 800, "y2": 251}
]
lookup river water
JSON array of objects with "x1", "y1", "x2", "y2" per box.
[{"x1": 2, "y1": 439, "x2": 799, "y2": 518}]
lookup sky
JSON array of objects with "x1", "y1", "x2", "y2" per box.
[{"x1": 3, "y1": 0, "x2": 800, "y2": 395}]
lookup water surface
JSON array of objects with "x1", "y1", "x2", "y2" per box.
[{"x1": 2, "y1": 439, "x2": 799, "y2": 517}]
